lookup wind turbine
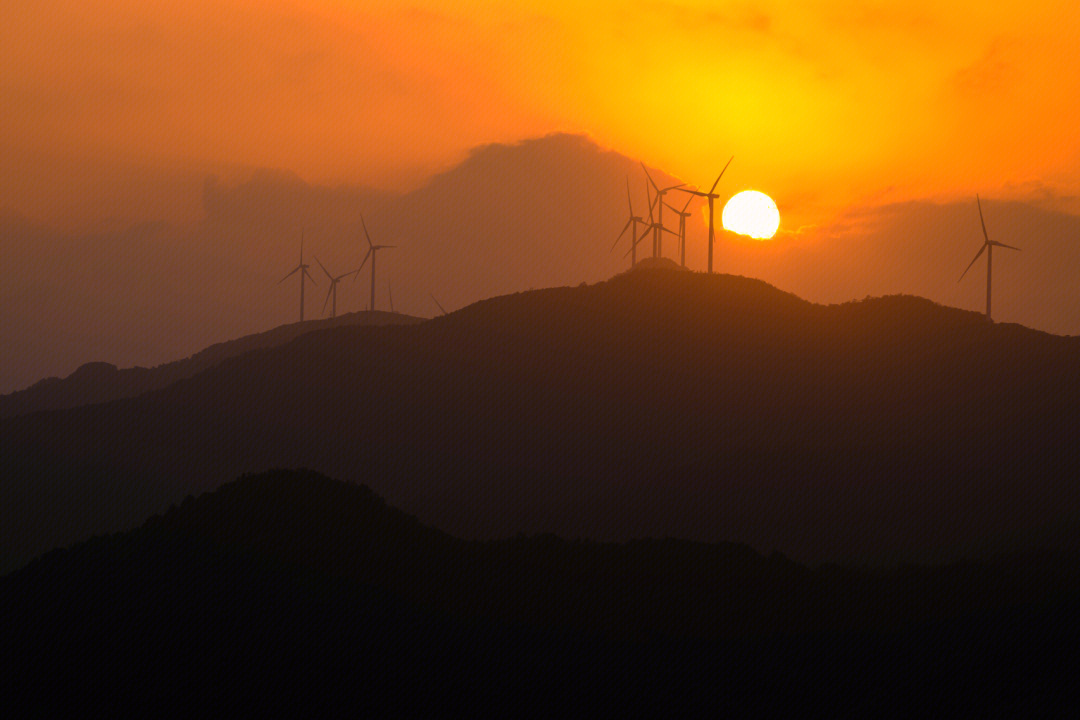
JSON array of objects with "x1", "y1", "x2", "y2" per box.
[
  {"x1": 663, "y1": 194, "x2": 694, "y2": 267},
  {"x1": 355, "y1": 215, "x2": 395, "y2": 313},
  {"x1": 624, "y1": 184, "x2": 676, "y2": 262},
  {"x1": 959, "y1": 195, "x2": 1020, "y2": 322},
  {"x1": 641, "y1": 163, "x2": 684, "y2": 259},
  {"x1": 315, "y1": 256, "x2": 359, "y2": 319},
  {"x1": 630, "y1": 179, "x2": 682, "y2": 260},
  {"x1": 388, "y1": 280, "x2": 395, "y2": 314},
  {"x1": 611, "y1": 177, "x2": 648, "y2": 267},
  {"x1": 278, "y1": 232, "x2": 317, "y2": 322},
  {"x1": 673, "y1": 155, "x2": 733, "y2": 273}
]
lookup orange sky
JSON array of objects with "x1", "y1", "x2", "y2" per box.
[
  {"x1": 3, "y1": 2, "x2": 1080, "y2": 393},
  {"x1": 4, "y1": 1, "x2": 1079, "y2": 230}
]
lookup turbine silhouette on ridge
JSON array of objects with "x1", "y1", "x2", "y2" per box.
[
  {"x1": 673, "y1": 155, "x2": 733, "y2": 273},
  {"x1": 278, "y1": 232, "x2": 317, "y2": 322},
  {"x1": 315, "y1": 256, "x2": 360, "y2": 319},
  {"x1": 664, "y1": 194, "x2": 695, "y2": 268},
  {"x1": 612, "y1": 177, "x2": 649, "y2": 267},
  {"x1": 641, "y1": 163, "x2": 683, "y2": 259},
  {"x1": 355, "y1": 215, "x2": 395, "y2": 313},
  {"x1": 959, "y1": 195, "x2": 1020, "y2": 322}
]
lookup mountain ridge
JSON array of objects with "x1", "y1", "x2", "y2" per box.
[
  {"x1": 7, "y1": 467, "x2": 1078, "y2": 639},
  {"x1": 9, "y1": 467, "x2": 1079, "y2": 714},
  {"x1": 4, "y1": 269, "x2": 1079, "y2": 573},
  {"x1": 0, "y1": 310, "x2": 422, "y2": 418}
]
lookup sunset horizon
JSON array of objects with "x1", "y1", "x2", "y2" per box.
[{"x1": 4, "y1": 2, "x2": 1080, "y2": 714}]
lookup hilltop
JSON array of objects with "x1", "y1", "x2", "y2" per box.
[
  {"x1": 0, "y1": 310, "x2": 421, "y2": 419},
  {"x1": 9, "y1": 467, "x2": 1077, "y2": 637},
  {"x1": 1, "y1": 134, "x2": 685, "y2": 392},
  {"x1": 4, "y1": 468, "x2": 1079, "y2": 714},
  {"x1": 4, "y1": 269, "x2": 1080, "y2": 572}
]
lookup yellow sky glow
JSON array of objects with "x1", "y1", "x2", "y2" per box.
[{"x1": 2, "y1": 1, "x2": 1079, "y2": 228}]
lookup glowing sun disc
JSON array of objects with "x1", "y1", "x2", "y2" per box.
[{"x1": 722, "y1": 191, "x2": 780, "y2": 239}]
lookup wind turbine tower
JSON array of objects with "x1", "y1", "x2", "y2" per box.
[
  {"x1": 278, "y1": 232, "x2": 317, "y2": 322},
  {"x1": 356, "y1": 215, "x2": 396, "y2": 313},
  {"x1": 664, "y1": 195, "x2": 694, "y2": 267},
  {"x1": 612, "y1": 177, "x2": 648, "y2": 266},
  {"x1": 315, "y1": 256, "x2": 359, "y2": 319},
  {"x1": 673, "y1": 156, "x2": 733, "y2": 273},
  {"x1": 959, "y1": 195, "x2": 1020, "y2": 322},
  {"x1": 641, "y1": 163, "x2": 683, "y2": 259},
  {"x1": 629, "y1": 178, "x2": 679, "y2": 263}
]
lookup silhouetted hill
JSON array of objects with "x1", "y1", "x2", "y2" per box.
[
  {"x1": 4, "y1": 469, "x2": 1079, "y2": 714},
  {"x1": 4, "y1": 270, "x2": 1080, "y2": 573},
  {"x1": 3, "y1": 134, "x2": 683, "y2": 392},
  {"x1": 9, "y1": 467, "x2": 1079, "y2": 637},
  {"x1": 626, "y1": 256, "x2": 689, "y2": 272},
  {"x1": 0, "y1": 310, "x2": 421, "y2": 419}
]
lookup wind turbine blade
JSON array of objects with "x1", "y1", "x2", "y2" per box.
[
  {"x1": 662, "y1": 183, "x2": 685, "y2": 193},
  {"x1": 354, "y1": 249, "x2": 371, "y2": 278},
  {"x1": 671, "y1": 187, "x2": 703, "y2": 197},
  {"x1": 611, "y1": 219, "x2": 632, "y2": 250},
  {"x1": 323, "y1": 286, "x2": 333, "y2": 314},
  {"x1": 430, "y1": 294, "x2": 448, "y2": 315},
  {"x1": 976, "y1": 195, "x2": 990, "y2": 245},
  {"x1": 992, "y1": 242, "x2": 1021, "y2": 251},
  {"x1": 375, "y1": 245, "x2": 397, "y2": 249},
  {"x1": 314, "y1": 255, "x2": 332, "y2": 280},
  {"x1": 662, "y1": 226, "x2": 680, "y2": 237},
  {"x1": 278, "y1": 266, "x2": 300, "y2": 284},
  {"x1": 710, "y1": 156, "x2": 734, "y2": 194},
  {"x1": 388, "y1": 282, "x2": 394, "y2": 313},
  {"x1": 625, "y1": 229, "x2": 648, "y2": 256},
  {"x1": 304, "y1": 268, "x2": 317, "y2": 284},
  {"x1": 360, "y1": 214, "x2": 374, "y2": 249},
  {"x1": 959, "y1": 244, "x2": 987, "y2": 282},
  {"x1": 641, "y1": 162, "x2": 660, "y2": 192},
  {"x1": 645, "y1": 188, "x2": 660, "y2": 223},
  {"x1": 681, "y1": 194, "x2": 693, "y2": 213},
  {"x1": 626, "y1": 176, "x2": 634, "y2": 216}
]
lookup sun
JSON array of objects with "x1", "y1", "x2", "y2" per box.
[{"x1": 722, "y1": 191, "x2": 780, "y2": 239}]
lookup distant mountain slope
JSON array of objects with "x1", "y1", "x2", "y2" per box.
[
  {"x1": 0, "y1": 310, "x2": 421, "y2": 419},
  {"x1": 4, "y1": 469, "x2": 1079, "y2": 714},
  {"x1": 4, "y1": 270, "x2": 1080, "y2": 572},
  {"x1": 7, "y1": 468, "x2": 1079, "y2": 639},
  {"x1": 2, "y1": 134, "x2": 684, "y2": 392}
]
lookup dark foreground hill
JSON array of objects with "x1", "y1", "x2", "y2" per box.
[
  {"x1": 4, "y1": 270, "x2": 1080, "y2": 572},
  {"x1": 0, "y1": 310, "x2": 421, "y2": 420},
  {"x1": 4, "y1": 469, "x2": 1079, "y2": 714}
]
